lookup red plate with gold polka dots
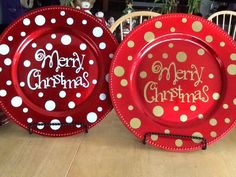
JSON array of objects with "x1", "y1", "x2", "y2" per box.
[
  {"x1": 110, "y1": 14, "x2": 236, "y2": 151},
  {"x1": 0, "y1": 6, "x2": 118, "y2": 136}
]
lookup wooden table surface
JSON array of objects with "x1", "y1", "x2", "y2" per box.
[{"x1": 1, "y1": 110, "x2": 236, "y2": 177}]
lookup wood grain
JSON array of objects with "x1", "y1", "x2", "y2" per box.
[{"x1": 1, "y1": 110, "x2": 236, "y2": 177}]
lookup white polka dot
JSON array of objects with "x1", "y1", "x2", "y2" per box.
[
  {"x1": 11, "y1": 96, "x2": 23, "y2": 108},
  {"x1": 99, "y1": 93, "x2": 107, "y2": 101},
  {"x1": 76, "y1": 124, "x2": 81, "y2": 128},
  {"x1": 50, "y1": 119, "x2": 61, "y2": 130},
  {"x1": 212, "y1": 93, "x2": 220, "y2": 100},
  {"x1": 105, "y1": 74, "x2": 109, "y2": 82},
  {"x1": 76, "y1": 93, "x2": 81, "y2": 98},
  {"x1": 8, "y1": 36, "x2": 13, "y2": 41},
  {"x1": 45, "y1": 100, "x2": 56, "y2": 111},
  {"x1": 93, "y1": 27, "x2": 103, "y2": 38},
  {"x1": 20, "y1": 82, "x2": 25, "y2": 87},
  {"x1": 60, "y1": 11, "x2": 65, "y2": 16},
  {"x1": 109, "y1": 53, "x2": 114, "y2": 59},
  {"x1": 209, "y1": 74, "x2": 214, "y2": 79},
  {"x1": 51, "y1": 34, "x2": 56, "y2": 39},
  {"x1": 92, "y1": 80, "x2": 97, "y2": 85},
  {"x1": 51, "y1": 18, "x2": 56, "y2": 24},
  {"x1": 67, "y1": 18, "x2": 74, "y2": 25},
  {"x1": 6, "y1": 80, "x2": 12, "y2": 86},
  {"x1": 35, "y1": 15, "x2": 46, "y2": 26},
  {"x1": 0, "y1": 90, "x2": 7, "y2": 97},
  {"x1": 82, "y1": 20, "x2": 87, "y2": 25},
  {"x1": 59, "y1": 91, "x2": 66, "y2": 98},
  {"x1": 0, "y1": 67, "x2": 2, "y2": 72},
  {"x1": 24, "y1": 60, "x2": 31, "y2": 67},
  {"x1": 32, "y1": 43, "x2": 37, "y2": 48},
  {"x1": 97, "y1": 107, "x2": 103, "y2": 112},
  {"x1": 27, "y1": 118, "x2": 33, "y2": 123},
  {"x1": 4, "y1": 58, "x2": 12, "y2": 66},
  {"x1": 89, "y1": 60, "x2": 94, "y2": 65},
  {"x1": 80, "y1": 43, "x2": 87, "y2": 51},
  {"x1": 61, "y1": 35, "x2": 72, "y2": 45},
  {"x1": 99, "y1": 42, "x2": 106, "y2": 49},
  {"x1": 37, "y1": 122, "x2": 44, "y2": 130},
  {"x1": 68, "y1": 101, "x2": 75, "y2": 109},
  {"x1": 87, "y1": 112, "x2": 98, "y2": 123},
  {"x1": 190, "y1": 105, "x2": 196, "y2": 111},
  {"x1": 66, "y1": 116, "x2": 73, "y2": 123},
  {"x1": 0, "y1": 44, "x2": 10, "y2": 55},
  {"x1": 21, "y1": 32, "x2": 26, "y2": 37},
  {"x1": 38, "y1": 92, "x2": 44, "y2": 98},
  {"x1": 46, "y1": 43, "x2": 53, "y2": 51},
  {"x1": 23, "y1": 108, "x2": 28, "y2": 113},
  {"x1": 23, "y1": 18, "x2": 30, "y2": 26},
  {"x1": 223, "y1": 104, "x2": 229, "y2": 109}
]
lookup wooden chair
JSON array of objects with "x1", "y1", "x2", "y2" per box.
[
  {"x1": 110, "y1": 11, "x2": 161, "y2": 42},
  {"x1": 208, "y1": 10, "x2": 236, "y2": 40}
]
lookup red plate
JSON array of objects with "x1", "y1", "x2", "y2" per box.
[
  {"x1": 110, "y1": 14, "x2": 236, "y2": 151},
  {"x1": 0, "y1": 6, "x2": 118, "y2": 136}
]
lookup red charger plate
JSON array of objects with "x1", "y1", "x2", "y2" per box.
[
  {"x1": 0, "y1": 6, "x2": 118, "y2": 136},
  {"x1": 110, "y1": 14, "x2": 236, "y2": 151}
]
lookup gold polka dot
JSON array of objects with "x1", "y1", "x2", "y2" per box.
[
  {"x1": 130, "y1": 118, "x2": 141, "y2": 129},
  {"x1": 120, "y1": 79, "x2": 128, "y2": 87},
  {"x1": 140, "y1": 71, "x2": 147, "y2": 79},
  {"x1": 192, "y1": 21, "x2": 203, "y2": 32},
  {"x1": 151, "y1": 135, "x2": 158, "y2": 141},
  {"x1": 192, "y1": 132, "x2": 203, "y2": 143},
  {"x1": 168, "y1": 43, "x2": 174, "y2": 48},
  {"x1": 117, "y1": 93, "x2": 122, "y2": 99},
  {"x1": 206, "y1": 35, "x2": 213, "y2": 43},
  {"x1": 212, "y1": 93, "x2": 220, "y2": 100},
  {"x1": 190, "y1": 105, "x2": 196, "y2": 111},
  {"x1": 144, "y1": 32, "x2": 155, "y2": 42},
  {"x1": 209, "y1": 118, "x2": 217, "y2": 126},
  {"x1": 173, "y1": 106, "x2": 179, "y2": 111},
  {"x1": 128, "y1": 56, "x2": 133, "y2": 61},
  {"x1": 223, "y1": 104, "x2": 229, "y2": 109},
  {"x1": 148, "y1": 53, "x2": 153, "y2": 59},
  {"x1": 162, "y1": 53, "x2": 168, "y2": 59},
  {"x1": 227, "y1": 64, "x2": 236, "y2": 75},
  {"x1": 208, "y1": 74, "x2": 214, "y2": 79},
  {"x1": 128, "y1": 105, "x2": 134, "y2": 111},
  {"x1": 220, "y1": 42, "x2": 225, "y2": 47},
  {"x1": 225, "y1": 118, "x2": 231, "y2": 124},
  {"x1": 182, "y1": 18, "x2": 187, "y2": 23},
  {"x1": 180, "y1": 114, "x2": 188, "y2": 122},
  {"x1": 155, "y1": 21, "x2": 162, "y2": 29},
  {"x1": 230, "y1": 53, "x2": 236, "y2": 60},
  {"x1": 164, "y1": 129, "x2": 170, "y2": 134},
  {"x1": 176, "y1": 52, "x2": 187, "y2": 62},
  {"x1": 175, "y1": 139, "x2": 183, "y2": 147},
  {"x1": 197, "y1": 49, "x2": 205, "y2": 56},
  {"x1": 233, "y1": 98, "x2": 236, "y2": 105},
  {"x1": 127, "y1": 40, "x2": 135, "y2": 48},
  {"x1": 210, "y1": 131, "x2": 217, "y2": 138},
  {"x1": 153, "y1": 106, "x2": 164, "y2": 117},
  {"x1": 170, "y1": 27, "x2": 175, "y2": 32},
  {"x1": 198, "y1": 114, "x2": 204, "y2": 119},
  {"x1": 114, "y1": 66, "x2": 125, "y2": 77}
]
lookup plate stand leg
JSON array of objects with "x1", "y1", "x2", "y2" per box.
[
  {"x1": 27, "y1": 123, "x2": 89, "y2": 135},
  {"x1": 142, "y1": 132, "x2": 207, "y2": 150}
]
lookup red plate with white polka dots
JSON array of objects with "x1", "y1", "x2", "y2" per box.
[
  {"x1": 0, "y1": 6, "x2": 118, "y2": 136},
  {"x1": 110, "y1": 14, "x2": 236, "y2": 151}
]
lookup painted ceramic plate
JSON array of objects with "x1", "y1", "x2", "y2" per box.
[
  {"x1": 110, "y1": 14, "x2": 236, "y2": 151},
  {"x1": 0, "y1": 6, "x2": 118, "y2": 136}
]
